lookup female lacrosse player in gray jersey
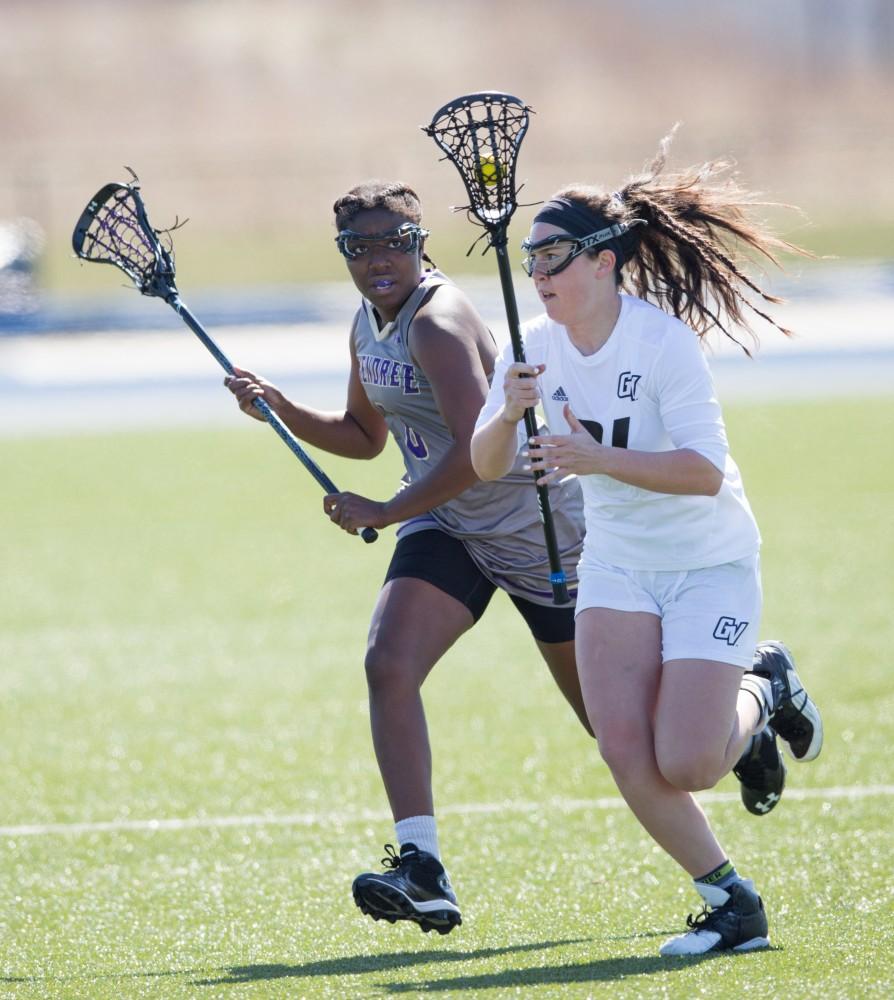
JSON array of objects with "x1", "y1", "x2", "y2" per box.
[{"x1": 225, "y1": 180, "x2": 586, "y2": 935}]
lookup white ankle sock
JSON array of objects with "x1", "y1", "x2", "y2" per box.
[
  {"x1": 395, "y1": 815, "x2": 440, "y2": 860},
  {"x1": 740, "y1": 673, "x2": 773, "y2": 731}
]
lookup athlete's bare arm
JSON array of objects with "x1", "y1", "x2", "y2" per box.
[
  {"x1": 362, "y1": 285, "x2": 493, "y2": 525},
  {"x1": 226, "y1": 313, "x2": 389, "y2": 459}
]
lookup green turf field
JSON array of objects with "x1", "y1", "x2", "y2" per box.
[{"x1": 2, "y1": 396, "x2": 892, "y2": 999}]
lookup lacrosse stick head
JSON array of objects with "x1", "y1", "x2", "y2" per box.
[
  {"x1": 72, "y1": 171, "x2": 179, "y2": 300},
  {"x1": 423, "y1": 91, "x2": 531, "y2": 239}
]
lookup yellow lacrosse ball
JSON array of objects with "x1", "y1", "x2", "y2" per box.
[{"x1": 478, "y1": 156, "x2": 502, "y2": 187}]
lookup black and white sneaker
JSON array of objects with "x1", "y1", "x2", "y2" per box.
[
  {"x1": 752, "y1": 640, "x2": 824, "y2": 762},
  {"x1": 660, "y1": 879, "x2": 770, "y2": 956},
  {"x1": 352, "y1": 843, "x2": 462, "y2": 935},
  {"x1": 733, "y1": 726, "x2": 787, "y2": 815}
]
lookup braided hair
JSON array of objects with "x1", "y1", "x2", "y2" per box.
[
  {"x1": 333, "y1": 180, "x2": 423, "y2": 230},
  {"x1": 333, "y1": 180, "x2": 437, "y2": 269},
  {"x1": 554, "y1": 128, "x2": 813, "y2": 353}
]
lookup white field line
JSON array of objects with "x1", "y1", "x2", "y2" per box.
[{"x1": 2, "y1": 785, "x2": 892, "y2": 839}]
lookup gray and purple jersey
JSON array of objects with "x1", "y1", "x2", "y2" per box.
[{"x1": 352, "y1": 269, "x2": 583, "y2": 606}]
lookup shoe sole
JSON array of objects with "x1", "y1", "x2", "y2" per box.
[
  {"x1": 741, "y1": 765, "x2": 786, "y2": 815},
  {"x1": 760, "y1": 641, "x2": 824, "y2": 762},
  {"x1": 780, "y1": 688, "x2": 824, "y2": 762},
  {"x1": 660, "y1": 934, "x2": 771, "y2": 956},
  {"x1": 738, "y1": 727, "x2": 787, "y2": 816},
  {"x1": 352, "y1": 878, "x2": 462, "y2": 935},
  {"x1": 733, "y1": 935, "x2": 771, "y2": 952}
]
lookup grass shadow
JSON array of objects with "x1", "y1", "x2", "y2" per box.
[
  {"x1": 383, "y1": 946, "x2": 783, "y2": 992},
  {"x1": 192, "y1": 939, "x2": 589, "y2": 986},
  {"x1": 0, "y1": 969, "x2": 203, "y2": 986}
]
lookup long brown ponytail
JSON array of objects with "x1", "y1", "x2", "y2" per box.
[{"x1": 556, "y1": 127, "x2": 814, "y2": 352}]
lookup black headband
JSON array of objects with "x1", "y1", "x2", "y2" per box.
[
  {"x1": 532, "y1": 198, "x2": 608, "y2": 239},
  {"x1": 531, "y1": 196, "x2": 644, "y2": 267}
]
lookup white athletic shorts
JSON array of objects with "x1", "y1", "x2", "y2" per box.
[{"x1": 575, "y1": 554, "x2": 762, "y2": 668}]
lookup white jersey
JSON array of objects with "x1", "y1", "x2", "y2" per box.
[{"x1": 476, "y1": 294, "x2": 761, "y2": 571}]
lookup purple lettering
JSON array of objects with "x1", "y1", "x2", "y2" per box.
[
  {"x1": 402, "y1": 365, "x2": 420, "y2": 395},
  {"x1": 405, "y1": 424, "x2": 429, "y2": 460}
]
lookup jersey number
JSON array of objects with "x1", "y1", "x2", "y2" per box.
[
  {"x1": 579, "y1": 417, "x2": 630, "y2": 449},
  {"x1": 405, "y1": 425, "x2": 429, "y2": 460}
]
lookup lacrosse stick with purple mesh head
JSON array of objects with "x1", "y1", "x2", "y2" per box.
[
  {"x1": 423, "y1": 92, "x2": 569, "y2": 603},
  {"x1": 72, "y1": 170, "x2": 377, "y2": 543}
]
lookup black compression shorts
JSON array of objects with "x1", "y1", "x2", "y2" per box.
[{"x1": 384, "y1": 528, "x2": 575, "y2": 644}]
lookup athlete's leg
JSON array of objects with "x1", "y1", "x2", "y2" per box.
[
  {"x1": 534, "y1": 639, "x2": 593, "y2": 736},
  {"x1": 365, "y1": 575, "x2": 474, "y2": 821},
  {"x1": 354, "y1": 530, "x2": 493, "y2": 933},
  {"x1": 654, "y1": 659, "x2": 762, "y2": 791},
  {"x1": 507, "y1": 594, "x2": 592, "y2": 736},
  {"x1": 356, "y1": 590, "x2": 468, "y2": 938},
  {"x1": 655, "y1": 555, "x2": 772, "y2": 796},
  {"x1": 656, "y1": 674, "x2": 773, "y2": 959},
  {"x1": 575, "y1": 607, "x2": 727, "y2": 877}
]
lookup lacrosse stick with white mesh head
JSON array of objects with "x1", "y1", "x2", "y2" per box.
[
  {"x1": 72, "y1": 170, "x2": 377, "y2": 543},
  {"x1": 423, "y1": 93, "x2": 569, "y2": 603}
]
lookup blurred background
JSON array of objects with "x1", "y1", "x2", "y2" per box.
[{"x1": 0, "y1": 0, "x2": 891, "y2": 429}]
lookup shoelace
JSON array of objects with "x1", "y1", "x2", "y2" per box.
[
  {"x1": 380, "y1": 844, "x2": 402, "y2": 870},
  {"x1": 685, "y1": 896, "x2": 732, "y2": 931},
  {"x1": 379, "y1": 843, "x2": 435, "y2": 878},
  {"x1": 685, "y1": 907, "x2": 709, "y2": 930}
]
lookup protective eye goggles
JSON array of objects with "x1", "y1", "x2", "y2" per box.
[
  {"x1": 335, "y1": 222, "x2": 429, "y2": 260},
  {"x1": 520, "y1": 220, "x2": 644, "y2": 277}
]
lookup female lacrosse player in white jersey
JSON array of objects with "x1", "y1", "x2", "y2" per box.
[
  {"x1": 471, "y1": 134, "x2": 823, "y2": 956},
  {"x1": 225, "y1": 181, "x2": 588, "y2": 935}
]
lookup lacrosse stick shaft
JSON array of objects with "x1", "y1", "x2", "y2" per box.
[
  {"x1": 423, "y1": 92, "x2": 566, "y2": 600},
  {"x1": 170, "y1": 297, "x2": 378, "y2": 544},
  {"x1": 493, "y1": 241, "x2": 569, "y2": 604}
]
